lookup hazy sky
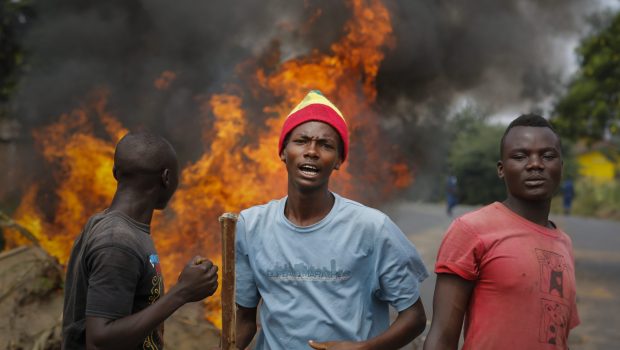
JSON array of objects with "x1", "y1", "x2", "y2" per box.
[{"x1": 480, "y1": 0, "x2": 620, "y2": 123}]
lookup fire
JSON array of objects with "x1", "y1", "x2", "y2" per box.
[
  {"x1": 4, "y1": 0, "x2": 412, "y2": 329},
  {"x1": 154, "y1": 71, "x2": 177, "y2": 91},
  {"x1": 5, "y1": 89, "x2": 123, "y2": 259}
]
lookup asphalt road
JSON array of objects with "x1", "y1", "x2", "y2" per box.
[{"x1": 384, "y1": 201, "x2": 620, "y2": 350}]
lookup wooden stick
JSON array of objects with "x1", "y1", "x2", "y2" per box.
[{"x1": 219, "y1": 213, "x2": 238, "y2": 350}]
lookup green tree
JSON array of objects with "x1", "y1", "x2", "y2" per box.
[
  {"x1": 447, "y1": 108, "x2": 506, "y2": 205},
  {"x1": 553, "y1": 10, "x2": 620, "y2": 141},
  {"x1": 0, "y1": 0, "x2": 33, "y2": 105}
]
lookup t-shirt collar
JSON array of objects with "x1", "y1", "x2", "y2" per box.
[
  {"x1": 278, "y1": 192, "x2": 341, "y2": 233},
  {"x1": 493, "y1": 201, "x2": 560, "y2": 237},
  {"x1": 102, "y1": 208, "x2": 151, "y2": 234}
]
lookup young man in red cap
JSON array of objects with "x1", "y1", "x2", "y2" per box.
[
  {"x1": 235, "y1": 91, "x2": 429, "y2": 349},
  {"x1": 424, "y1": 114, "x2": 580, "y2": 350}
]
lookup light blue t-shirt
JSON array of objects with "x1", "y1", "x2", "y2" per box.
[{"x1": 236, "y1": 193, "x2": 429, "y2": 349}]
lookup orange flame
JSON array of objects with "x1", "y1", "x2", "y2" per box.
[
  {"x1": 6, "y1": 89, "x2": 124, "y2": 260},
  {"x1": 154, "y1": 70, "x2": 177, "y2": 91},
  {"x1": 5, "y1": 0, "x2": 412, "y2": 329}
]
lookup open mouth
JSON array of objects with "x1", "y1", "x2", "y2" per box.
[{"x1": 299, "y1": 164, "x2": 320, "y2": 177}]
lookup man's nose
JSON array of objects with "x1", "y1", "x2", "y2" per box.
[
  {"x1": 304, "y1": 141, "x2": 319, "y2": 158},
  {"x1": 526, "y1": 154, "x2": 544, "y2": 169}
]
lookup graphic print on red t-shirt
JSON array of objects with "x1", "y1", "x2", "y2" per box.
[
  {"x1": 540, "y1": 299, "x2": 569, "y2": 347},
  {"x1": 536, "y1": 249, "x2": 567, "y2": 297},
  {"x1": 536, "y1": 249, "x2": 570, "y2": 347}
]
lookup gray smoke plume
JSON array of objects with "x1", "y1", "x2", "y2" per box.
[
  {"x1": 12, "y1": 0, "x2": 326, "y2": 158},
  {"x1": 374, "y1": 0, "x2": 612, "y2": 199},
  {"x1": 378, "y1": 0, "x2": 617, "y2": 117},
  {"x1": 5, "y1": 0, "x2": 613, "y2": 202}
]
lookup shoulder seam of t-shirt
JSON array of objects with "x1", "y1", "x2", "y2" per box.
[
  {"x1": 239, "y1": 201, "x2": 276, "y2": 231},
  {"x1": 340, "y1": 195, "x2": 384, "y2": 215},
  {"x1": 81, "y1": 212, "x2": 113, "y2": 241},
  {"x1": 454, "y1": 217, "x2": 488, "y2": 253},
  {"x1": 493, "y1": 202, "x2": 564, "y2": 238},
  {"x1": 88, "y1": 243, "x2": 145, "y2": 265},
  {"x1": 87, "y1": 214, "x2": 148, "y2": 244},
  {"x1": 241, "y1": 200, "x2": 274, "y2": 215},
  {"x1": 90, "y1": 211, "x2": 152, "y2": 240},
  {"x1": 87, "y1": 223, "x2": 148, "y2": 250},
  {"x1": 377, "y1": 215, "x2": 406, "y2": 255},
  {"x1": 82, "y1": 213, "x2": 103, "y2": 237}
]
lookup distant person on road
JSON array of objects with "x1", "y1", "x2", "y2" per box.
[
  {"x1": 62, "y1": 132, "x2": 219, "y2": 350},
  {"x1": 424, "y1": 114, "x2": 580, "y2": 349},
  {"x1": 446, "y1": 174, "x2": 458, "y2": 216},
  {"x1": 561, "y1": 179, "x2": 575, "y2": 215},
  {"x1": 235, "y1": 90, "x2": 429, "y2": 350}
]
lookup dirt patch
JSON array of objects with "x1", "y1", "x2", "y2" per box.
[
  {"x1": 0, "y1": 246, "x2": 64, "y2": 350},
  {"x1": 0, "y1": 246, "x2": 220, "y2": 350}
]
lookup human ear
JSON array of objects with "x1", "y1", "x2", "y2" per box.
[
  {"x1": 161, "y1": 168, "x2": 170, "y2": 188},
  {"x1": 497, "y1": 160, "x2": 504, "y2": 179},
  {"x1": 280, "y1": 152, "x2": 286, "y2": 163},
  {"x1": 333, "y1": 158, "x2": 342, "y2": 170}
]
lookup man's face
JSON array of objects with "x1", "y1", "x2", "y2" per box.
[
  {"x1": 280, "y1": 121, "x2": 342, "y2": 192},
  {"x1": 498, "y1": 126, "x2": 563, "y2": 202}
]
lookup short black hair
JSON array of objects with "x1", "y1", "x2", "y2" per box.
[
  {"x1": 499, "y1": 113, "x2": 561, "y2": 158},
  {"x1": 114, "y1": 131, "x2": 178, "y2": 179}
]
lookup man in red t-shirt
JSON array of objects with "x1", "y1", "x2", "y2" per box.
[{"x1": 424, "y1": 114, "x2": 580, "y2": 350}]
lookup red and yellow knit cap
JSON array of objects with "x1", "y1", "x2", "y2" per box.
[{"x1": 278, "y1": 90, "x2": 349, "y2": 161}]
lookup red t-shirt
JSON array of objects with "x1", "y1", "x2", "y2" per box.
[{"x1": 435, "y1": 202, "x2": 580, "y2": 349}]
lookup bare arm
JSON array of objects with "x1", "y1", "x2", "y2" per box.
[
  {"x1": 308, "y1": 298, "x2": 426, "y2": 350},
  {"x1": 236, "y1": 304, "x2": 258, "y2": 349},
  {"x1": 423, "y1": 273, "x2": 474, "y2": 350},
  {"x1": 86, "y1": 257, "x2": 218, "y2": 350}
]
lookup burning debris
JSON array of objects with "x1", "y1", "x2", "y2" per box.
[
  {"x1": 1, "y1": 0, "x2": 609, "y2": 335},
  {"x1": 3, "y1": 0, "x2": 412, "y2": 327}
]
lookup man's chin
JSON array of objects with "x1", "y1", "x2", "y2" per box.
[
  {"x1": 516, "y1": 191, "x2": 554, "y2": 202},
  {"x1": 294, "y1": 179, "x2": 328, "y2": 193}
]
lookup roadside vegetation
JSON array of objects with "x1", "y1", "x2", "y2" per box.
[
  {"x1": 442, "y1": 108, "x2": 620, "y2": 222},
  {"x1": 438, "y1": 10, "x2": 620, "y2": 222},
  {"x1": 551, "y1": 179, "x2": 620, "y2": 221}
]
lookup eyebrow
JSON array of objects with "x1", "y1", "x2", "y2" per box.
[
  {"x1": 508, "y1": 147, "x2": 560, "y2": 153},
  {"x1": 293, "y1": 134, "x2": 337, "y2": 142}
]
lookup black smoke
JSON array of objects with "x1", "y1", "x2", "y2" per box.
[{"x1": 5, "y1": 0, "x2": 611, "y2": 200}]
